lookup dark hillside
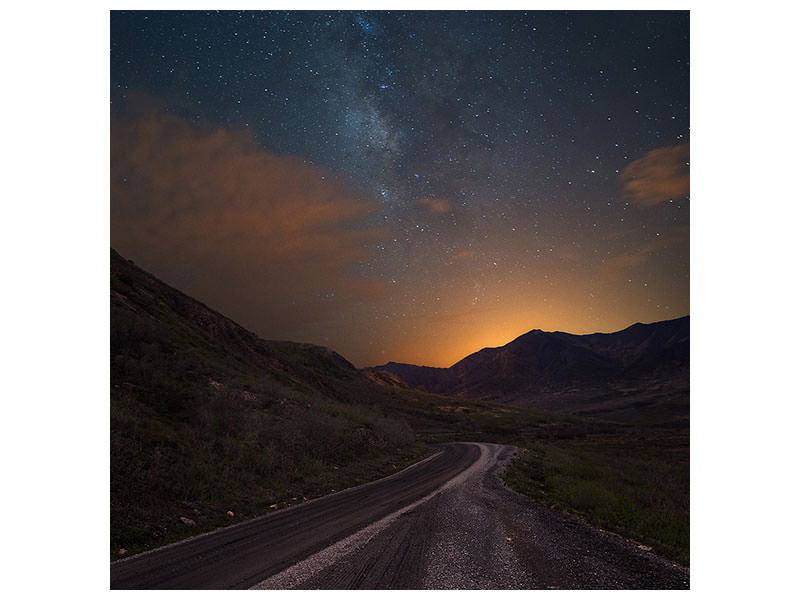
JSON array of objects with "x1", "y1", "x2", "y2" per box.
[{"x1": 110, "y1": 249, "x2": 426, "y2": 559}]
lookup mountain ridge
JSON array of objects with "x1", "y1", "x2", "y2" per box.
[
  {"x1": 368, "y1": 316, "x2": 689, "y2": 425},
  {"x1": 372, "y1": 317, "x2": 688, "y2": 371}
]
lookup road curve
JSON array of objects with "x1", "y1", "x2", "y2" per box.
[
  {"x1": 255, "y1": 443, "x2": 688, "y2": 590},
  {"x1": 110, "y1": 442, "x2": 480, "y2": 589}
]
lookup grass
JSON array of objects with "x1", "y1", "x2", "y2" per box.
[
  {"x1": 500, "y1": 429, "x2": 689, "y2": 565},
  {"x1": 111, "y1": 383, "x2": 430, "y2": 559}
]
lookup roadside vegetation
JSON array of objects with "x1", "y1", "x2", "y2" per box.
[
  {"x1": 111, "y1": 380, "x2": 428, "y2": 559},
  {"x1": 500, "y1": 430, "x2": 689, "y2": 565}
]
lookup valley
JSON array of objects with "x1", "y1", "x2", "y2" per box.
[{"x1": 110, "y1": 248, "x2": 689, "y2": 585}]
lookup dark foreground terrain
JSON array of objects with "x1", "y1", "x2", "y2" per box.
[{"x1": 112, "y1": 442, "x2": 687, "y2": 590}]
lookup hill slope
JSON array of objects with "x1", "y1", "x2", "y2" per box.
[
  {"x1": 370, "y1": 317, "x2": 689, "y2": 426},
  {"x1": 111, "y1": 248, "x2": 428, "y2": 558}
]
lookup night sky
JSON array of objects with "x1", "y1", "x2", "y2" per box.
[{"x1": 110, "y1": 10, "x2": 689, "y2": 368}]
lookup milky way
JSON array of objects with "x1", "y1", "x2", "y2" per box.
[{"x1": 111, "y1": 10, "x2": 689, "y2": 367}]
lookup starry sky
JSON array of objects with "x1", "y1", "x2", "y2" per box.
[{"x1": 110, "y1": 10, "x2": 689, "y2": 368}]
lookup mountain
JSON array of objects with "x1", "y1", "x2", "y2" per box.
[
  {"x1": 369, "y1": 317, "x2": 689, "y2": 425},
  {"x1": 112, "y1": 248, "x2": 364, "y2": 398}
]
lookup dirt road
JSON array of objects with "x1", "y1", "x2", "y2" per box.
[
  {"x1": 256, "y1": 442, "x2": 688, "y2": 589},
  {"x1": 111, "y1": 442, "x2": 688, "y2": 589}
]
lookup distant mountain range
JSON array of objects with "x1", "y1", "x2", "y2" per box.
[{"x1": 369, "y1": 317, "x2": 689, "y2": 426}]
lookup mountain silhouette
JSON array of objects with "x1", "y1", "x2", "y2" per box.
[{"x1": 370, "y1": 317, "x2": 689, "y2": 425}]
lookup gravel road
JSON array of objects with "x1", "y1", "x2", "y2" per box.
[
  {"x1": 254, "y1": 443, "x2": 689, "y2": 589},
  {"x1": 111, "y1": 442, "x2": 688, "y2": 589},
  {"x1": 110, "y1": 443, "x2": 479, "y2": 589}
]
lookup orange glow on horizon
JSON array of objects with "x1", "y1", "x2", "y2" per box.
[
  {"x1": 357, "y1": 290, "x2": 688, "y2": 368},
  {"x1": 371, "y1": 304, "x2": 594, "y2": 368}
]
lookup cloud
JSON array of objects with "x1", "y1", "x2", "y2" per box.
[
  {"x1": 416, "y1": 197, "x2": 452, "y2": 215},
  {"x1": 619, "y1": 143, "x2": 689, "y2": 206},
  {"x1": 596, "y1": 252, "x2": 649, "y2": 285},
  {"x1": 111, "y1": 109, "x2": 389, "y2": 337},
  {"x1": 596, "y1": 230, "x2": 687, "y2": 286}
]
